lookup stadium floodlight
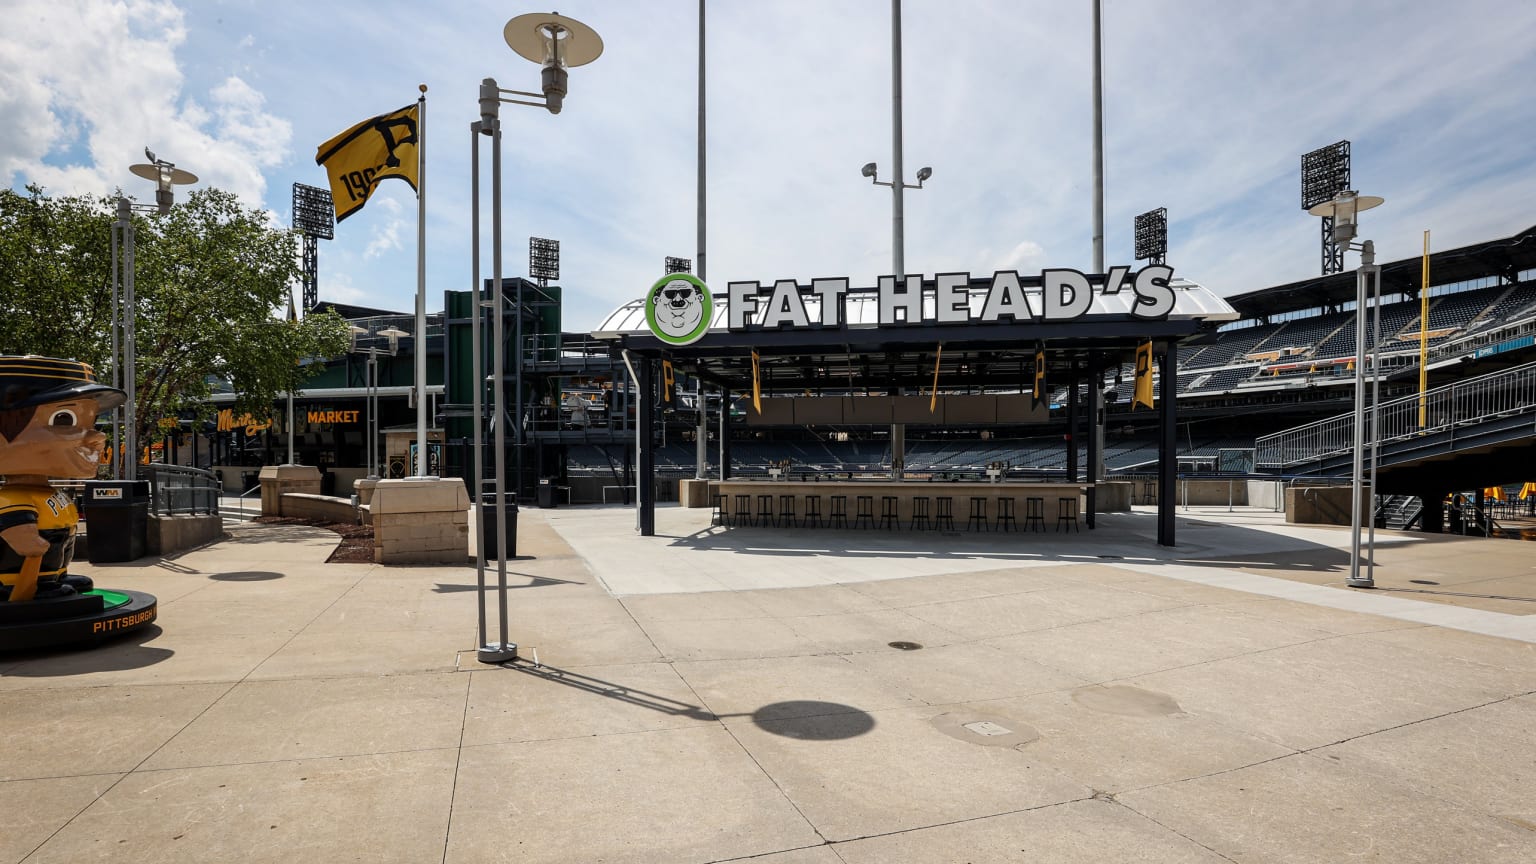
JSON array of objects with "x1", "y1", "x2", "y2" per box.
[
  {"x1": 861, "y1": 162, "x2": 877, "y2": 178},
  {"x1": 1301, "y1": 141, "x2": 1351, "y2": 274},
  {"x1": 1133, "y1": 207, "x2": 1168, "y2": 265},
  {"x1": 915, "y1": 166, "x2": 932, "y2": 183},
  {"x1": 1309, "y1": 189, "x2": 1385, "y2": 589},
  {"x1": 664, "y1": 256, "x2": 692, "y2": 275},
  {"x1": 529, "y1": 236, "x2": 560, "y2": 285}
]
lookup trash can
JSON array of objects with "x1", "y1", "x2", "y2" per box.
[
  {"x1": 479, "y1": 494, "x2": 518, "y2": 558},
  {"x1": 82, "y1": 480, "x2": 151, "y2": 564},
  {"x1": 537, "y1": 478, "x2": 558, "y2": 509}
]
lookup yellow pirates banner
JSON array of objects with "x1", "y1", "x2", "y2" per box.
[
  {"x1": 661, "y1": 360, "x2": 675, "y2": 403},
  {"x1": 750, "y1": 349, "x2": 762, "y2": 414},
  {"x1": 1031, "y1": 346, "x2": 1046, "y2": 406},
  {"x1": 1133, "y1": 340, "x2": 1154, "y2": 410},
  {"x1": 315, "y1": 103, "x2": 419, "y2": 222}
]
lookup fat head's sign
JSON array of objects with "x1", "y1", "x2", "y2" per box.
[{"x1": 644, "y1": 265, "x2": 1177, "y2": 344}]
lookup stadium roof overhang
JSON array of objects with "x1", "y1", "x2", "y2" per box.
[
  {"x1": 594, "y1": 272, "x2": 1238, "y2": 393},
  {"x1": 1223, "y1": 224, "x2": 1536, "y2": 322}
]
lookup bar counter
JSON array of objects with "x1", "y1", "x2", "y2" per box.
[{"x1": 712, "y1": 480, "x2": 1090, "y2": 528}]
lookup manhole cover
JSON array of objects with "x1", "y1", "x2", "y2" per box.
[
  {"x1": 931, "y1": 711, "x2": 1039, "y2": 747},
  {"x1": 888, "y1": 641, "x2": 923, "y2": 651}
]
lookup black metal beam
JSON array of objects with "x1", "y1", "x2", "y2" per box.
[
  {"x1": 1158, "y1": 341, "x2": 1179, "y2": 546},
  {"x1": 638, "y1": 358, "x2": 654, "y2": 536}
]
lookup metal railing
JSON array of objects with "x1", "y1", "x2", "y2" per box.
[
  {"x1": 1256, "y1": 361, "x2": 1536, "y2": 468},
  {"x1": 143, "y1": 464, "x2": 221, "y2": 516}
]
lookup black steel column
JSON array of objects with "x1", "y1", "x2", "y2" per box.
[
  {"x1": 1419, "y1": 490, "x2": 1444, "y2": 533},
  {"x1": 638, "y1": 359, "x2": 655, "y2": 536},
  {"x1": 1066, "y1": 360, "x2": 1079, "y2": 481},
  {"x1": 720, "y1": 386, "x2": 732, "y2": 481},
  {"x1": 1086, "y1": 355, "x2": 1100, "y2": 529},
  {"x1": 1157, "y1": 341, "x2": 1178, "y2": 546}
]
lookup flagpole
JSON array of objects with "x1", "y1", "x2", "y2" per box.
[{"x1": 415, "y1": 84, "x2": 429, "y2": 476}]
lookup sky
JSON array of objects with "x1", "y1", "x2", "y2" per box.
[{"x1": 5, "y1": 0, "x2": 1536, "y2": 332}]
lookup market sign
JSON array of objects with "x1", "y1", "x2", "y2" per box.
[
  {"x1": 307, "y1": 409, "x2": 362, "y2": 425},
  {"x1": 642, "y1": 265, "x2": 1177, "y2": 343}
]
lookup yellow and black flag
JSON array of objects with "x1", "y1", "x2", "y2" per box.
[
  {"x1": 1031, "y1": 345, "x2": 1046, "y2": 407},
  {"x1": 750, "y1": 349, "x2": 762, "y2": 414},
  {"x1": 315, "y1": 103, "x2": 419, "y2": 222},
  {"x1": 661, "y1": 360, "x2": 675, "y2": 403},
  {"x1": 1133, "y1": 340, "x2": 1154, "y2": 410}
]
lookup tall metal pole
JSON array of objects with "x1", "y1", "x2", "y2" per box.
[
  {"x1": 1367, "y1": 251, "x2": 1382, "y2": 584},
  {"x1": 1089, "y1": 0, "x2": 1106, "y2": 521},
  {"x1": 124, "y1": 204, "x2": 137, "y2": 483},
  {"x1": 415, "y1": 85, "x2": 430, "y2": 475},
  {"x1": 491, "y1": 110, "x2": 512, "y2": 654},
  {"x1": 695, "y1": 0, "x2": 709, "y2": 481},
  {"x1": 890, "y1": 0, "x2": 905, "y2": 277},
  {"x1": 111, "y1": 201, "x2": 123, "y2": 480},
  {"x1": 470, "y1": 120, "x2": 488, "y2": 653},
  {"x1": 1347, "y1": 241, "x2": 1375, "y2": 588}
]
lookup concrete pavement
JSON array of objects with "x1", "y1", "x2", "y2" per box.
[{"x1": 2, "y1": 503, "x2": 1533, "y2": 862}]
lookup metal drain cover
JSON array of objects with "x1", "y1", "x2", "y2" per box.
[
  {"x1": 931, "y1": 711, "x2": 1039, "y2": 748},
  {"x1": 888, "y1": 641, "x2": 923, "y2": 651}
]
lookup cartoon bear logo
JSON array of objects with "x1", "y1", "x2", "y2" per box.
[{"x1": 646, "y1": 274, "x2": 712, "y2": 345}]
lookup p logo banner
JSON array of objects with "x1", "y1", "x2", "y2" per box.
[{"x1": 645, "y1": 274, "x2": 713, "y2": 345}]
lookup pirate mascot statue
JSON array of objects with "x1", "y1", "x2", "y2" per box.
[{"x1": 0, "y1": 356, "x2": 158, "y2": 649}]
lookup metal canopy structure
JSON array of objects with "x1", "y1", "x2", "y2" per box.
[
  {"x1": 1222, "y1": 224, "x2": 1536, "y2": 323},
  {"x1": 596, "y1": 273, "x2": 1238, "y2": 544}
]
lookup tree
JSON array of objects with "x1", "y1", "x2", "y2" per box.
[{"x1": 0, "y1": 184, "x2": 353, "y2": 447}]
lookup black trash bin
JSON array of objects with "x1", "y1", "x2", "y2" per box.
[
  {"x1": 537, "y1": 478, "x2": 558, "y2": 509},
  {"x1": 479, "y1": 494, "x2": 518, "y2": 558},
  {"x1": 82, "y1": 480, "x2": 151, "y2": 564}
]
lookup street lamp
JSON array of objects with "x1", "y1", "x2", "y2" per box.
[
  {"x1": 112, "y1": 150, "x2": 196, "y2": 482},
  {"x1": 1308, "y1": 189, "x2": 1384, "y2": 588},
  {"x1": 349, "y1": 325, "x2": 408, "y2": 479},
  {"x1": 471, "y1": 11, "x2": 603, "y2": 665}
]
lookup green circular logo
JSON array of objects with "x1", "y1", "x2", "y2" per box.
[{"x1": 645, "y1": 273, "x2": 713, "y2": 345}]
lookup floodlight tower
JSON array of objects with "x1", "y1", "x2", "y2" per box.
[
  {"x1": 1134, "y1": 207, "x2": 1168, "y2": 266},
  {"x1": 1301, "y1": 141, "x2": 1351, "y2": 275},
  {"x1": 292, "y1": 183, "x2": 335, "y2": 313},
  {"x1": 664, "y1": 256, "x2": 692, "y2": 275}
]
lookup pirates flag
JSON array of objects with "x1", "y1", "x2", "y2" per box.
[
  {"x1": 1031, "y1": 346, "x2": 1046, "y2": 406},
  {"x1": 1133, "y1": 340, "x2": 1154, "y2": 410},
  {"x1": 315, "y1": 103, "x2": 419, "y2": 221},
  {"x1": 750, "y1": 349, "x2": 762, "y2": 414},
  {"x1": 662, "y1": 360, "x2": 675, "y2": 403}
]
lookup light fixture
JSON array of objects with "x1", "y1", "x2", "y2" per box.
[
  {"x1": 128, "y1": 149, "x2": 198, "y2": 216},
  {"x1": 1308, "y1": 190, "x2": 1383, "y2": 246},
  {"x1": 915, "y1": 166, "x2": 932, "y2": 183},
  {"x1": 503, "y1": 12, "x2": 605, "y2": 115},
  {"x1": 861, "y1": 162, "x2": 878, "y2": 178}
]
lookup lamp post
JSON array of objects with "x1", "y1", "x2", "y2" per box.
[
  {"x1": 349, "y1": 325, "x2": 408, "y2": 479},
  {"x1": 112, "y1": 151, "x2": 196, "y2": 482},
  {"x1": 1308, "y1": 190, "x2": 1384, "y2": 588},
  {"x1": 471, "y1": 11, "x2": 603, "y2": 665}
]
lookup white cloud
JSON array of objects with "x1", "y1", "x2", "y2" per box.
[{"x1": 0, "y1": 0, "x2": 288, "y2": 206}]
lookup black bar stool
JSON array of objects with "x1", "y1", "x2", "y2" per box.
[
  {"x1": 757, "y1": 494, "x2": 776, "y2": 527},
  {"x1": 733, "y1": 493, "x2": 753, "y2": 527},
  {"x1": 879, "y1": 495, "x2": 900, "y2": 530},
  {"x1": 1025, "y1": 497, "x2": 1046, "y2": 532},
  {"x1": 803, "y1": 494, "x2": 822, "y2": 528},
  {"x1": 854, "y1": 495, "x2": 875, "y2": 529},
  {"x1": 996, "y1": 496, "x2": 1017, "y2": 532},
  {"x1": 778, "y1": 493, "x2": 797, "y2": 527},
  {"x1": 910, "y1": 496, "x2": 932, "y2": 530},
  {"x1": 968, "y1": 496, "x2": 989, "y2": 531},
  {"x1": 935, "y1": 496, "x2": 955, "y2": 531},
  {"x1": 711, "y1": 493, "x2": 728, "y2": 527},
  {"x1": 829, "y1": 495, "x2": 849, "y2": 528},
  {"x1": 1056, "y1": 496, "x2": 1080, "y2": 532}
]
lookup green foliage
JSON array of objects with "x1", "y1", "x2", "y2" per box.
[{"x1": 0, "y1": 185, "x2": 352, "y2": 442}]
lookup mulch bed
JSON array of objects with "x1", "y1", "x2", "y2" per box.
[{"x1": 252, "y1": 516, "x2": 375, "y2": 563}]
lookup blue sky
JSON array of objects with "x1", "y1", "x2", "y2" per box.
[{"x1": 5, "y1": 1, "x2": 1535, "y2": 331}]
